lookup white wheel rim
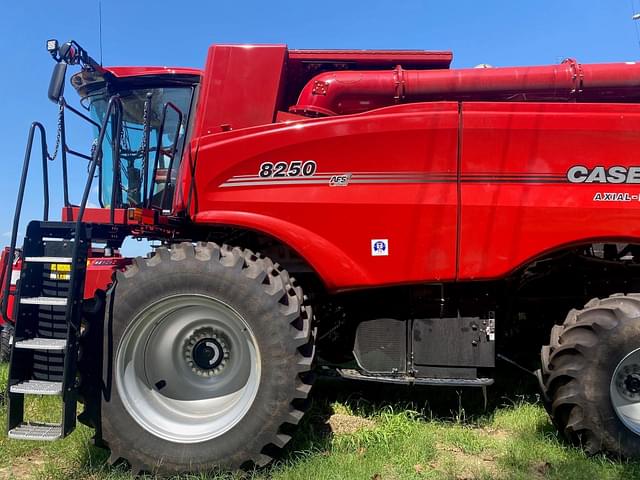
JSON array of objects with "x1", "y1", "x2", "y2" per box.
[
  {"x1": 611, "y1": 346, "x2": 640, "y2": 435},
  {"x1": 115, "y1": 294, "x2": 261, "y2": 443}
]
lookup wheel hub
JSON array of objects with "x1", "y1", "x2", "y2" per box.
[
  {"x1": 184, "y1": 328, "x2": 229, "y2": 377},
  {"x1": 625, "y1": 373, "x2": 640, "y2": 395},
  {"x1": 615, "y1": 362, "x2": 640, "y2": 400}
]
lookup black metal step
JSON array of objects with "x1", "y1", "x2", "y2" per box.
[
  {"x1": 7, "y1": 220, "x2": 90, "y2": 441},
  {"x1": 337, "y1": 368, "x2": 494, "y2": 387},
  {"x1": 20, "y1": 297, "x2": 67, "y2": 306},
  {"x1": 10, "y1": 380, "x2": 62, "y2": 395},
  {"x1": 24, "y1": 256, "x2": 73, "y2": 263},
  {"x1": 14, "y1": 338, "x2": 67, "y2": 350},
  {"x1": 8, "y1": 423, "x2": 62, "y2": 441}
]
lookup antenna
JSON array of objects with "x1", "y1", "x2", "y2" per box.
[
  {"x1": 98, "y1": 0, "x2": 103, "y2": 65},
  {"x1": 631, "y1": 0, "x2": 640, "y2": 51}
]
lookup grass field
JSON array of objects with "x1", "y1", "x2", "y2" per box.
[{"x1": 1, "y1": 364, "x2": 640, "y2": 480}]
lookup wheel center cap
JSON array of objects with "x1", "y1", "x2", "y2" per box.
[
  {"x1": 193, "y1": 338, "x2": 223, "y2": 370},
  {"x1": 625, "y1": 373, "x2": 640, "y2": 394},
  {"x1": 183, "y1": 328, "x2": 230, "y2": 377}
]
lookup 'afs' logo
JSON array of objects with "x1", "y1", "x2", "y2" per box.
[
  {"x1": 567, "y1": 165, "x2": 640, "y2": 184},
  {"x1": 329, "y1": 174, "x2": 352, "y2": 186}
]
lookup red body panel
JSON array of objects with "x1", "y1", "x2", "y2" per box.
[
  {"x1": 459, "y1": 102, "x2": 640, "y2": 280},
  {"x1": 188, "y1": 95, "x2": 640, "y2": 291},
  {"x1": 192, "y1": 103, "x2": 459, "y2": 291},
  {"x1": 194, "y1": 45, "x2": 288, "y2": 136}
]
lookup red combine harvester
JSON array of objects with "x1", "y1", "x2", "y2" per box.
[{"x1": 3, "y1": 39, "x2": 640, "y2": 473}]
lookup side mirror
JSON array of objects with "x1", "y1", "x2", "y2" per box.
[{"x1": 48, "y1": 62, "x2": 67, "y2": 103}]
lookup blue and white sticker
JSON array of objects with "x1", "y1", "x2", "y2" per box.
[{"x1": 371, "y1": 239, "x2": 389, "y2": 256}]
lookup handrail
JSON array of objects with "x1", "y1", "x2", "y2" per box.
[
  {"x1": 78, "y1": 95, "x2": 122, "y2": 225},
  {"x1": 147, "y1": 101, "x2": 184, "y2": 209},
  {"x1": 66, "y1": 95, "x2": 122, "y2": 331},
  {"x1": 0, "y1": 96, "x2": 123, "y2": 321},
  {"x1": 1, "y1": 122, "x2": 50, "y2": 319}
]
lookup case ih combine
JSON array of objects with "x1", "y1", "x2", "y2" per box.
[{"x1": 3, "y1": 39, "x2": 640, "y2": 473}]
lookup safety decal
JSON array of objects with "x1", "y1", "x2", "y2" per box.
[
  {"x1": 50, "y1": 263, "x2": 71, "y2": 281},
  {"x1": 371, "y1": 239, "x2": 389, "y2": 257}
]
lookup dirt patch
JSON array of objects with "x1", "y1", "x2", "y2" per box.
[
  {"x1": 429, "y1": 442, "x2": 500, "y2": 480},
  {"x1": 0, "y1": 450, "x2": 47, "y2": 480},
  {"x1": 326, "y1": 413, "x2": 375, "y2": 435},
  {"x1": 530, "y1": 461, "x2": 552, "y2": 479},
  {"x1": 480, "y1": 427, "x2": 510, "y2": 441}
]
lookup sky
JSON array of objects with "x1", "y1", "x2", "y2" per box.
[{"x1": 0, "y1": 0, "x2": 639, "y2": 255}]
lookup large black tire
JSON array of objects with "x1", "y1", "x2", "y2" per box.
[
  {"x1": 538, "y1": 294, "x2": 640, "y2": 457},
  {"x1": 101, "y1": 242, "x2": 315, "y2": 474},
  {"x1": 0, "y1": 323, "x2": 13, "y2": 362}
]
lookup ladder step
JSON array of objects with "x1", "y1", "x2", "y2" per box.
[
  {"x1": 24, "y1": 256, "x2": 73, "y2": 263},
  {"x1": 20, "y1": 297, "x2": 67, "y2": 306},
  {"x1": 10, "y1": 380, "x2": 63, "y2": 395},
  {"x1": 8, "y1": 422, "x2": 62, "y2": 441},
  {"x1": 14, "y1": 338, "x2": 67, "y2": 350}
]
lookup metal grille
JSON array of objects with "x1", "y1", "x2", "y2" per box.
[{"x1": 353, "y1": 318, "x2": 406, "y2": 374}]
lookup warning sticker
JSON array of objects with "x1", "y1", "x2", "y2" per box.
[
  {"x1": 371, "y1": 239, "x2": 389, "y2": 257},
  {"x1": 50, "y1": 263, "x2": 71, "y2": 281}
]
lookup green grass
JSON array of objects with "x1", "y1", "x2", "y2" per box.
[{"x1": 1, "y1": 364, "x2": 640, "y2": 479}]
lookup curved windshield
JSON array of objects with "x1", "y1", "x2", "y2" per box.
[{"x1": 88, "y1": 86, "x2": 194, "y2": 210}]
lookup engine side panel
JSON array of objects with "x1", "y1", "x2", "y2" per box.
[
  {"x1": 192, "y1": 103, "x2": 459, "y2": 291},
  {"x1": 459, "y1": 102, "x2": 640, "y2": 280}
]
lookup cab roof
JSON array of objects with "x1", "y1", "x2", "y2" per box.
[{"x1": 102, "y1": 66, "x2": 202, "y2": 78}]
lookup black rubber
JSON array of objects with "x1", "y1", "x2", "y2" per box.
[
  {"x1": 538, "y1": 294, "x2": 640, "y2": 457},
  {"x1": 100, "y1": 242, "x2": 315, "y2": 475},
  {"x1": 0, "y1": 323, "x2": 13, "y2": 362}
]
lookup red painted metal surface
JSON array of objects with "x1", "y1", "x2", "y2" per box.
[
  {"x1": 191, "y1": 102, "x2": 460, "y2": 291},
  {"x1": 0, "y1": 247, "x2": 14, "y2": 325},
  {"x1": 103, "y1": 66, "x2": 202, "y2": 78},
  {"x1": 193, "y1": 45, "x2": 288, "y2": 136},
  {"x1": 458, "y1": 101, "x2": 640, "y2": 280},
  {"x1": 292, "y1": 60, "x2": 640, "y2": 116}
]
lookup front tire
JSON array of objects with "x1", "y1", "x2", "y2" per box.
[
  {"x1": 539, "y1": 294, "x2": 640, "y2": 457},
  {"x1": 101, "y1": 242, "x2": 314, "y2": 474}
]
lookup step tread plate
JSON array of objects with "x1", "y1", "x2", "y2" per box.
[
  {"x1": 20, "y1": 297, "x2": 67, "y2": 306},
  {"x1": 14, "y1": 338, "x2": 67, "y2": 350},
  {"x1": 10, "y1": 380, "x2": 63, "y2": 395},
  {"x1": 337, "y1": 368, "x2": 494, "y2": 387},
  {"x1": 24, "y1": 257, "x2": 73, "y2": 263},
  {"x1": 8, "y1": 422, "x2": 62, "y2": 441}
]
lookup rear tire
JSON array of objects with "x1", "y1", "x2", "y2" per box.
[
  {"x1": 0, "y1": 323, "x2": 12, "y2": 362},
  {"x1": 101, "y1": 242, "x2": 315, "y2": 474},
  {"x1": 538, "y1": 294, "x2": 640, "y2": 457}
]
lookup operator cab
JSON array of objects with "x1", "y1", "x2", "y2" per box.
[{"x1": 71, "y1": 67, "x2": 200, "y2": 212}]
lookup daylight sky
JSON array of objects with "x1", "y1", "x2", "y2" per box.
[{"x1": 0, "y1": 0, "x2": 638, "y2": 254}]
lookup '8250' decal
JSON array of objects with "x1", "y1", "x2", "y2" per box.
[{"x1": 259, "y1": 161, "x2": 317, "y2": 178}]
